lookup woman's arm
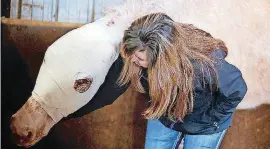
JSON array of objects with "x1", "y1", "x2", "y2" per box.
[
  {"x1": 211, "y1": 59, "x2": 248, "y2": 120},
  {"x1": 66, "y1": 56, "x2": 129, "y2": 119}
]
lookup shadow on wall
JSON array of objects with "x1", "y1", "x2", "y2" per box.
[
  {"x1": 1, "y1": 0, "x2": 11, "y2": 18},
  {"x1": 2, "y1": 40, "x2": 41, "y2": 148},
  {"x1": 1, "y1": 20, "x2": 81, "y2": 149}
]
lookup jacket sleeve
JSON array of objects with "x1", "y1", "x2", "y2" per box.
[
  {"x1": 66, "y1": 56, "x2": 129, "y2": 119},
  {"x1": 211, "y1": 59, "x2": 248, "y2": 118}
]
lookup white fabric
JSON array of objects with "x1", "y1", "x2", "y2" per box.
[{"x1": 32, "y1": 17, "x2": 128, "y2": 122}]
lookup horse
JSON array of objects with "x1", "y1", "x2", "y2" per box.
[{"x1": 10, "y1": 0, "x2": 270, "y2": 147}]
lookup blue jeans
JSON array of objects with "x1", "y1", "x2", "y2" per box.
[{"x1": 145, "y1": 119, "x2": 227, "y2": 149}]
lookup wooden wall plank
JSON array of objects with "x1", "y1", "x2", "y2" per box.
[
  {"x1": 10, "y1": 0, "x2": 20, "y2": 18},
  {"x1": 52, "y1": 0, "x2": 58, "y2": 22},
  {"x1": 57, "y1": 0, "x2": 68, "y2": 22},
  {"x1": 21, "y1": 0, "x2": 33, "y2": 20},
  {"x1": 42, "y1": 0, "x2": 53, "y2": 21},
  {"x1": 93, "y1": 0, "x2": 104, "y2": 21},
  {"x1": 77, "y1": 0, "x2": 90, "y2": 23},
  {"x1": 32, "y1": 0, "x2": 44, "y2": 20},
  {"x1": 88, "y1": 0, "x2": 94, "y2": 22},
  {"x1": 66, "y1": 0, "x2": 79, "y2": 23}
]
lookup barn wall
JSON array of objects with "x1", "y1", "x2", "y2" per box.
[
  {"x1": 2, "y1": 18, "x2": 270, "y2": 149},
  {"x1": 10, "y1": 0, "x2": 123, "y2": 23}
]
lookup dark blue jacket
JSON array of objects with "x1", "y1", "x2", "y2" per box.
[
  {"x1": 159, "y1": 49, "x2": 247, "y2": 134},
  {"x1": 68, "y1": 49, "x2": 247, "y2": 135}
]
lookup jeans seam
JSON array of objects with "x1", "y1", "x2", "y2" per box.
[
  {"x1": 215, "y1": 130, "x2": 227, "y2": 149},
  {"x1": 172, "y1": 132, "x2": 182, "y2": 149}
]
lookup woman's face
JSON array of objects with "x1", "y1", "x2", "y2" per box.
[{"x1": 130, "y1": 49, "x2": 149, "y2": 68}]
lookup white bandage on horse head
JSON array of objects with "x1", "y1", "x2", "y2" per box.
[{"x1": 32, "y1": 22, "x2": 121, "y2": 122}]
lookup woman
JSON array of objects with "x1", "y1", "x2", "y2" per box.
[
  {"x1": 69, "y1": 13, "x2": 247, "y2": 149},
  {"x1": 118, "y1": 13, "x2": 247, "y2": 149}
]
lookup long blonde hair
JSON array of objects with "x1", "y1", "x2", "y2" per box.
[{"x1": 119, "y1": 13, "x2": 228, "y2": 121}]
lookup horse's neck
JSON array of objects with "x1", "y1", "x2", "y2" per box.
[{"x1": 93, "y1": 16, "x2": 132, "y2": 44}]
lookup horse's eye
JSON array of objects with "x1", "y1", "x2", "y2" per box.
[{"x1": 73, "y1": 73, "x2": 93, "y2": 93}]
